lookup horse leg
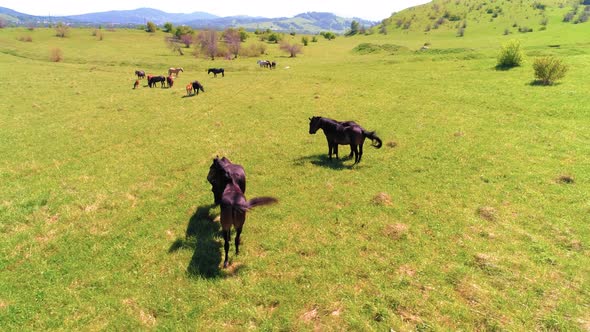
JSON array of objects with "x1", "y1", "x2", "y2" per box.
[
  {"x1": 334, "y1": 144, "x2": 339, "y2": 160},
  {"x1": 222, "y1": 229, "x2": 231, "y2": 268},
  {"x1": 358, "y1": 143, "x2": 364, "y2": 164},
  {"x1": 352, "y1": 145, "x2": 359, "y2": 164},
  {"x1": 235, "y1": 226, "x2": 242, "y2": 255},
  {"x1": 349, "y1": 144, "x2": 354, "y2": 159}
]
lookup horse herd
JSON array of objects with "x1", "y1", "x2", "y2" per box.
[
  {"x1": 132, "y1": 67, "x2": 220, "y2": 96},
  {"x1": 133, "y1": 61, "x2": 275, "y2": 95},
  {"x1": 207, "y1": 116, "x2": 382, "y2": 268}
]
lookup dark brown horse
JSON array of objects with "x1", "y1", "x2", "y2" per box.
[
  {"x1": 207, "y1": 157, "x2": 276, "y2": 268},
  {"x1": 219, "y1": 181, "x2": 276, "y2": 268},
  {"x1": 148, "y1": 75, "x2": 166, "y2": 88},
  {"x1": 308, "y1": 116, "x2": 382, "y2": 164},
  {"x1": 191, "y1": 81, "x2": 205, "y2": 95},
  {"x1": 207, "y1": 157, "x2": 246, "y2": 205},
  {"x1": 207, "y1": 68, "x2": 225, "y2": 77}
]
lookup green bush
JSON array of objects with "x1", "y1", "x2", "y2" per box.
[
  {"x1": 496, "y1": 39, "x2": 524, "y2": 69},
  {"x1": 532, "y1": 57, "x2": 568, "y2": 85}
]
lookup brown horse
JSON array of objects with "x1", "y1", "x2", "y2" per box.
[
  {"x1": 168, "y1": 67, "x2": 184, "y2": 77},
  {"x1": 135, "y1": 70, "x2": 145, "y2": 79},
  {"x1": 186, "y1": 83, "x2": 193, "y2": 96},
  {"x1": 308, "y1": 116, "x2": 382, "y2": 164}
]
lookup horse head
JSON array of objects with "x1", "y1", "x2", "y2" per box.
[{"x1": 309, "y1": 116, "x2": 322, "y2": 134}]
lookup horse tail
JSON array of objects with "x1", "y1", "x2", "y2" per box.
[
  {"x1": 245, "y1": 197, "x2": 278, "y2": 210},
  {"x1": 363, "y1": 130, "x2": 382, "y2": 148}
]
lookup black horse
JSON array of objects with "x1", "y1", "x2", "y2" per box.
[
  {"x1": 148, "y1": 75, "x2": 166, "y2": 88},
  {"x1": 308, "y1": 116, "x2": 382, "y2": 164},
  {"x1": 135, "y1": 70, "x2": 145, "y2": 79},
  {"x1": 191, "y1": 81, "x2": 205, "y2": 95},
  {"x1": 207, "y1": 157, "x2": 246, "y2": 205},
  {"x1": 207, "y1": 68, "x2": 225, "y2": 77}
]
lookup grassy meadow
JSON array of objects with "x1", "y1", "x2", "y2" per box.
[{"x1": 1, "y1": 2, "x2": 590, "y2": 330}]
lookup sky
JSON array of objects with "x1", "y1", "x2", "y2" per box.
[{"x1": 0, "y1": 0, "x2": 431, "y2": 21}]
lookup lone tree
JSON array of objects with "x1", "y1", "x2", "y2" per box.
[
  {"x1": 146, "y1": 21, "x2": 157, "y2": 33},
  {"x1": 197, "y1": 29, "x2": 218, "y2": 60},
  {"x1": 223, "y1": 28, "x2": 242, "y2": 59},
  {"x1": 55, "y1": 22, "x2": 70, "y2": 37},
  {"x1": 280, "y1": 41, "x2": 303, "y2": 57},
  {"x1": 163, "y1": 22, "x2": 174, "y2": 33},
  {"x1": 347, "y1": 20, "x2": 360, "y2": 36}
]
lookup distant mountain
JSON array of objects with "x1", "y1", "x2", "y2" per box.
[
  {"x1": 66, "y1": 7, "x2": 218, "y2": 25},
  {"x1": 0, "y1": 7, "x2": 375, "y2": 33}
]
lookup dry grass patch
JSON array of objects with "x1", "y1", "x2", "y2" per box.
[
  {"x1": 122, "y1": 298, "x2": 157, "y2": 327},
  {"x1": 301, "y1": 306, "x2": 319, "y2": 322},
  {"x1": 386, "y1": 140, "x2": 398, "y2": 148},
  {"x1": 384, "y1": 223, "x2": 409, "y2": 240},
  {"x1": 477, "y1": 206, "x2": 496, "y2": 221},
  {"x1": 556, "y1": 174, "x2": 574, "y2": 184},
  {"x1": 372, "y1": 192, "x2": 393, "y2": 206},
  {"x1": 49, "y1": 48, "x2": 63, "y2": 62}
]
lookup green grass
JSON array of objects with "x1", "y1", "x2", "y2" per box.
[{"x1": 1, "y1": 9, "x2": 590, "y2": 330}]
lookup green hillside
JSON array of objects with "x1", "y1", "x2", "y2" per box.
[{"x1": 0, "y1": 1, "x2": 589, "y2": 330}]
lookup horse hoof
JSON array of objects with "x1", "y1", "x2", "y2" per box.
[{"x1": 223, "y1": 262, "x2": 228, "y2": 268}]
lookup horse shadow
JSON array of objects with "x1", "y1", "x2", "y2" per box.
[
  {"x1": 169, "y1": 204, "x2": 223, "y2": 278},
  {"x1": 293, "y1": 154, "x2": 355, "y2": 170}
]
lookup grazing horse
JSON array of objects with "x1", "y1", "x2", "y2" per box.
[
  {"x1": 270, "y1": 61, "x2": 276, "y2": 69},
  {"x1": 135, "y1": 70, "x2": 145, "y2": 79},
  {"x1": 308, "y1": 116, "x2": 382, "y2": 164},
  {"x1": 186, "y1": 83, "x2": 193, "y2": 96},
  {"x1": 166, "y1": 75, "x2": 174, "y2": 88},
  {"x1": 168, "y1": 67, "x2": 184, "y2": 77},
  {"x1": 207, "y1": 68, "x2": 225, "y2": 77},
  {"x1": 208, "y1": 157, "x2": 276, "y2": 268},
  {"x1": 133, "y1": 80, "x2": 139, "y2": 89},
  {"x1": 191, "y1": 81, "x2": 205, "y2": 95},
  {"x1": 148, "y1": 75, "x2": 166, "y2": 88},
  {"x1": 257, "y1": 60, "x2": 271, "y2": 68},
  {"x1": 207, "y1": 156, "x2": 246, "y2": 205}
]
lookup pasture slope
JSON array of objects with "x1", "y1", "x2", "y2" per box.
[{"x1": 1, "y1": 2, "x2": 590, "y2": 331}]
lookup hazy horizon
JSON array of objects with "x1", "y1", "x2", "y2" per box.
[{"x1": 0, "y1": 0, "x2": 431, "y2": 22}]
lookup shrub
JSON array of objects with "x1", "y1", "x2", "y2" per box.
[
  {"x1": 532, "y1": 57, "x2": 568, "y2": 85},
  {"x1": 496, "y1": 39, "x2": 524, "y2": 69},
  {"x1": 55, "y1": 22, "x2": 69, "y2": 38},
  {"x1": 50, "y1": 48, "x2": 63, "y2": 62}
]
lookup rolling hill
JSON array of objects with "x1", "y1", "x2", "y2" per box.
[{"x1": 0, "y1": 6, "x2": 375, "y2": 33}]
